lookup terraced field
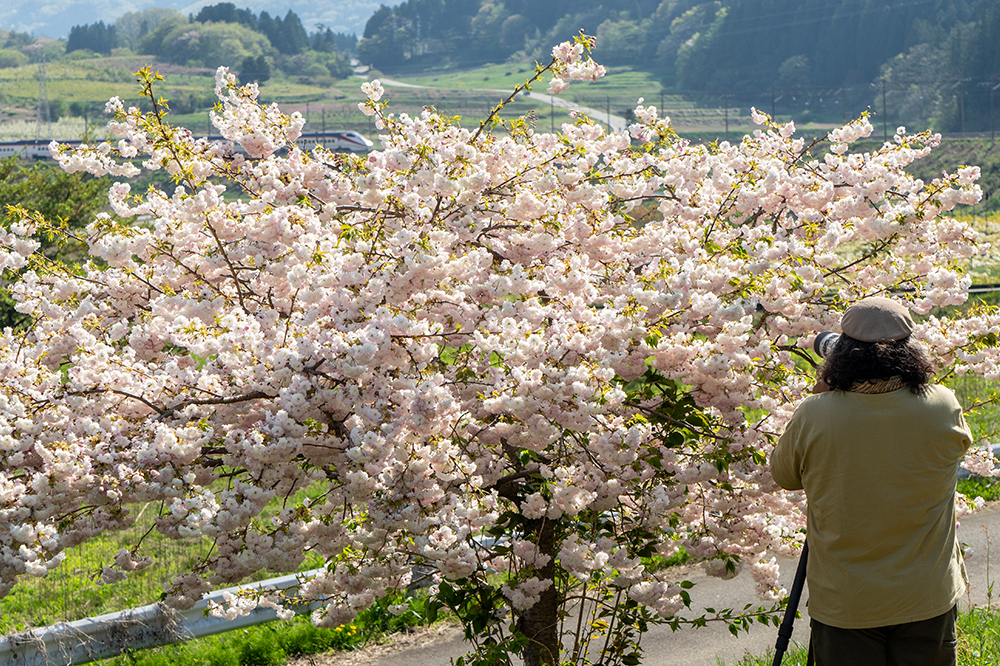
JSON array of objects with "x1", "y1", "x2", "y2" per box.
[{"x1": 0, "y1": 57, "x2": 787, "y2": 142}]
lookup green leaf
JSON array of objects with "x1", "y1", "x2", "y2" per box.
[{"x1": 425, "y1": 601, "x2": 440, "y2": 624}]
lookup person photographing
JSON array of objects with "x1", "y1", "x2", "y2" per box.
[{"x1": 770, "y1": 296, "x2": 972, "y2": 665}]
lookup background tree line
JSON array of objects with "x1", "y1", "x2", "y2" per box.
[{"x1": 64, "y1": 3, "x2": 357, "y2": 82}]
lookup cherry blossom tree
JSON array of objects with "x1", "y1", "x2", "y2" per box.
[{"x1": 1, "y1": 35, "x2": 998, "y2": 666}]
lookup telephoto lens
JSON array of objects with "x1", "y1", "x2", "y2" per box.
[{"x1": 814, "y1": 331, "x2": 840, "y2": 358}]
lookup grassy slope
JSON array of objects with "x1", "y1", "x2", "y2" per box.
[
  {"x1": 0, "y1": 483, "x2": 330, "y2": 632},
  {"x1": 396, "y1": 63, "x2": 758, "y2": 134},
  {"x1": 908, "y1": 139, "x2": 1000, "y2": 215}
]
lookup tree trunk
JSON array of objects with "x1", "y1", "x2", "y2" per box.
[{"x1": 520, "y1": 517, "x2": 559, "y2": 666}]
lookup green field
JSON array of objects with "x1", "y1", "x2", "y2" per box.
[{"x1": 0, "y1": 57, "x2": 767, "y2": 141}]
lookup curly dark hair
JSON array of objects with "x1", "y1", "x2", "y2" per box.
[{"x1": 820, "y1": 334, "x2": 934, "y2": 393}]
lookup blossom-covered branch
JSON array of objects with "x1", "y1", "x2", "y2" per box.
[{"x1": 0, "y1": 42, "x2": 995, "y2": 666}]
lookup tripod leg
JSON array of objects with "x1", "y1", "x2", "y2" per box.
[{"x1": 772, "y1": 540, "x2": 809, "y2": 666}]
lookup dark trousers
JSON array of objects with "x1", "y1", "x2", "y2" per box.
[{"x1": 808, "y1": 606, "x2": 958, "y2": 666}]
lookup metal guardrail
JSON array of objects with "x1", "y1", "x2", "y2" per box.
[{"x1": 0, "y1": 569, "x2": 325, "y2": 666}]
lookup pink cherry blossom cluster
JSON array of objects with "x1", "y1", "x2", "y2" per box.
[
  {"x1": 502, "y1": 576, "x2": 553, "y2": 611},
  {"x1": 0, "y1": 43, "x2": 995, "y2": 656},
  {"x1": 548, "y1": 33, "x2": 607, "y2": 95}
]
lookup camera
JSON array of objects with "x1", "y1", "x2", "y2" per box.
[{"x1": 814, "y1": 331, "x2": 840, "y2": 358}]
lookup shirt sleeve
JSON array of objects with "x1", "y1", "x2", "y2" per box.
[
  {"x1": 937, "y1": 384, "x2": 973, "y2": 455},
  {"x1": 958, "y1": 405, "x2": 973, "y2": 454},
  {"x1": 770, "y1": 411, "x2": 805, "y2": 491}
]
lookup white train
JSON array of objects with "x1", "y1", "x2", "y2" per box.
[
  {"x1": 0, "y1": 131, "x2": 373, "y2": 161},
  {"x1": 0, "y1": 140, "x2": 59, "y2": 160},
  {"x1": 292, "y1": 130, "x2": 373, "y2": 153}
]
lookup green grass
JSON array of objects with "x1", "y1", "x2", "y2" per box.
[
  {"x1": 93, "y1": 590, "x2": 440, "y2": 666},
  {"x1": 960, "y1": 477, "x2": 1000, "y2": 502},
  {"x1": 958, "y1": 607, "x2": 1000, "y2": 666},
  {"x1": 949, "y1": 373, "x2": 1000, "y2": 449},
  {"x1": 724, "y1": 643, "x2": 809, "y2": 666},
  {"x1": 397, "y1": 63, "x2": 667, "y2": 106},
  {"x1": 724, "y1": 608, "x2": 1000, "y2": 665},
  {"x1": 0, "y1": 482, "x2": 331, "y2": 633},
  {"x1": 96, "y1": 613, "x2": 365, "y2": 666},
  {"x1": 0, "y1": 507, "x2": 212, "y2": 632},
  {"x1": 0, "y1": 515, "x2": 321, "y2": 634},
  {"x1": 396, "y1": 61, "x2": 544, "y2": 89}
]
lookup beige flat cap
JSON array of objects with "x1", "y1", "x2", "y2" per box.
[{"x1": 841, "y1": 296, "x2": 915, "y2": 342}]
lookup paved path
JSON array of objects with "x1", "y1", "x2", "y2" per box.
[
  {"x1": 355, "y1": 502, "x2": 1000, "y2": 666},
  {"x1": 520, "y1": 89, "x2": 629, "y2": 133}
]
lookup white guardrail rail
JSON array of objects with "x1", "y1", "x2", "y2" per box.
[{"x1": 0, "y1": 568, "x2": 326, "y2": 666}]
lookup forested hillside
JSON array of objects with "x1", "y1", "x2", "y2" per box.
[{"x1": 356, "y1": 0, "x2": 1000, "y2": 132}]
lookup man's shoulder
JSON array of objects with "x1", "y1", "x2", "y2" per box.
[
  {"x1": 916, "y1": 383, "x2": 964, "y2": 413},
  {"x1": 793, "y1": 384, "x2": 959, "y2": 413},
  {"x1": 795, "y1": 390, "x2": 842, "y2": 408},
  {"x1": 920, "y1": 383, "x2": 960, "y2": 402},
  {"x1": 787, "y1": 391, "x2": 842, "y2": 422}
]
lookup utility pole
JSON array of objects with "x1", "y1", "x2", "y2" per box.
[
  {"x1": 607, "y1": 96, "x2": 611, "y2": 131},
  {"x1": 882, "y1": 80, "x2": 887, "y2": 141},
  {"x1": 724, "y1": 93, "x2": 729, "y2": 142},
  {"x1": 960, "y1": 79, "x2": 966, "y2": 134},
  {"x1": 841, "y1": 87, "x2": 846, "y2": 125},
  {"x1": 35, "y1": 50, "x2": 50, "y2": 141},
  {"x1": 550, "y1": 97, "x2": 554, "y2": 133},
  {"x1": 992, "y1": 75, "x2": 1000, "y2": 145}
]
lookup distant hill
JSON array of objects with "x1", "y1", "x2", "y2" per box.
[
  {"x1": 1, "y1": 0, "x2": 403, "y2": 40},
  {"x1": 355, "y1": 0, "x2": 1000, "y2": 133}
]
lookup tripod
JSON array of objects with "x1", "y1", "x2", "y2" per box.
[{"x1": 772, "y1": 540, "x2": 809, "y2": 666}]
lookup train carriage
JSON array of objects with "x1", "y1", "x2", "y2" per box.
[{"x1": 1, "y1": 131, "x2": 373, "y2": 161}]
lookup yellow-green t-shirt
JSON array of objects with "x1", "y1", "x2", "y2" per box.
[{"x1": 771, "y1": 384, "x2": 971, "y2": 629}]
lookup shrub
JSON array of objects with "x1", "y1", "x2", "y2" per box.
[{"x1": 0, "y1": 48, "x2": 27, "y2": 68}]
